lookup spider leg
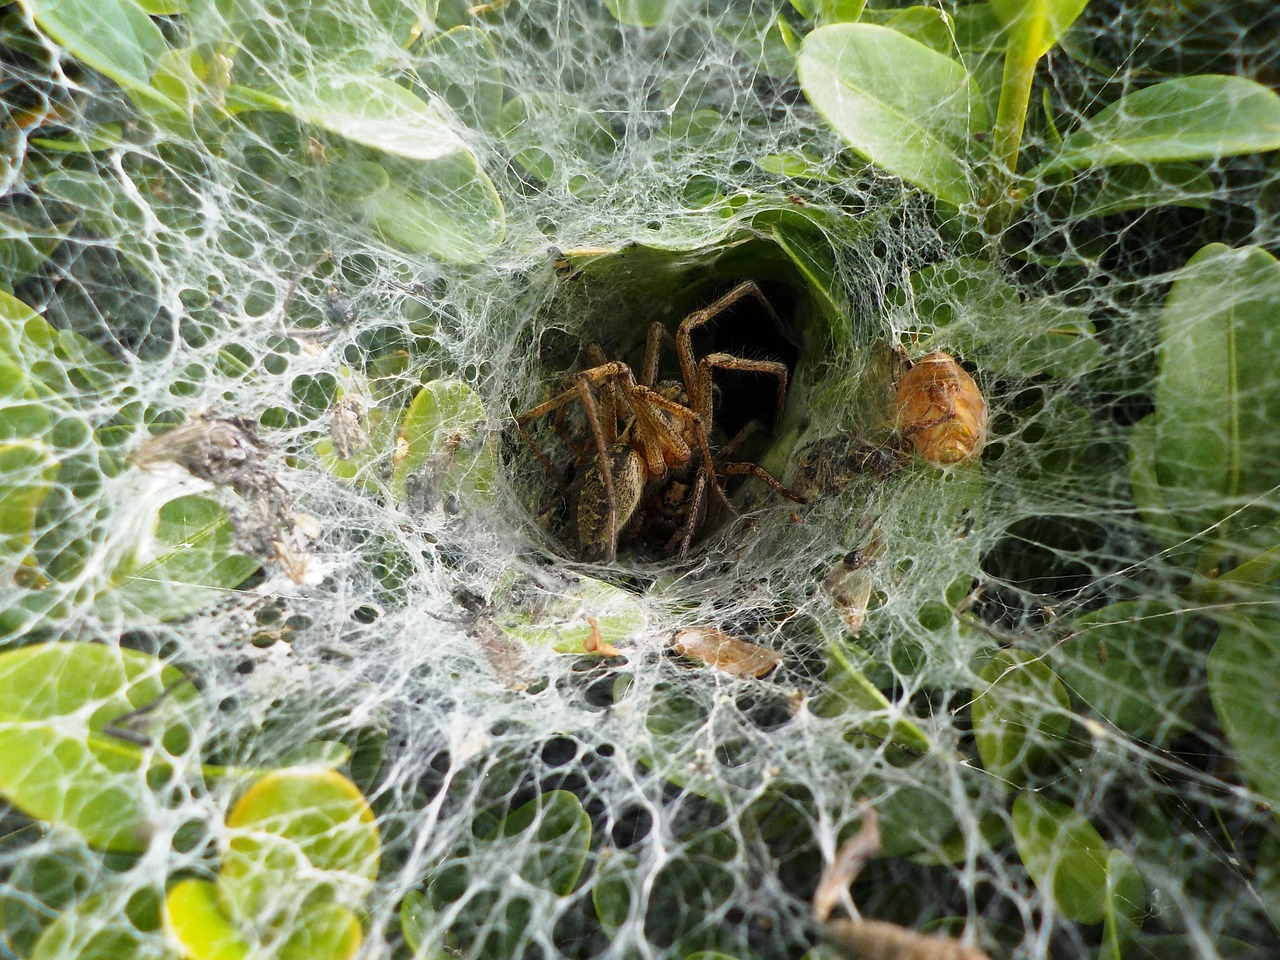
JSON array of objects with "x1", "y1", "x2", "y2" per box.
[
  {"x1": 721, "y1": 420, "x2": 761, "y2": 459},
  {"x1": 515, "y1": 360, "x2": 638, "y2": 507},
  {"x1": 585, "y1": 342, "x2": 623, "y2": 444},
  {"x1": 629, "y1": 386, "x2": 736, "y2": 518},
  {"x1": 675, "y1": 281, "x2": 780, "y2": 412},
  {"x1": 699, "y1": 353, "x2": 790, "y2": 427},
  {"x1": 641, "y1": 322, "x2": 672, "y2": 388},
  {"x1": 722, "y1": 462, "x2": 807, "y2": 503},
  {"x1": 672, "y1": 469, "x2": 709, "y2": 559}
]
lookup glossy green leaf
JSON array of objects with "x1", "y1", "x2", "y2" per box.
[
  {"x1": 0, "y1": 287, "x2": 112, "y2": 404},
  {"x1": 399, "y1": 890, "x2": 429, "y2": 954},
  {"x1": 811, "y1": 0, "x2": 865, "y2": 24},
  {"x1": 391, "y1": 379, "x2": 496, "y2": 507},
  {"x1": 603, "y1": 0, "x2": 679, "y2": 27},
  {"x1": 111, "y1": 494, "x2": 261, "y2": 622},
  {"x1": 1100, "y1": 849, "x2": 1146, "y2": 960},
  {"x1": 29, "y1": 122, "x2": 125, "y2": 153},
  {"x1": 165, "y1": 879, "x2": 252, "y2": 960},
  {"x1": 1207, "y1": 620, "x2": 1280, "y2": 814},
  {"x1": 218, "y1": 768, "x2": 380, "y2": 928},
  {"x1": 990, "y1": 0, "x2": 1088, "y2": 60},
  {"x1": 1052, "y1": 600, "x2": 1195, "y2": 741},
  {"x1": 798, "y1": 24, "x2": 988, "y2": 205},
  {"x1": 416, "y1": 26, "x2": 504, "y2": 132},
  {"x1": 1037, "y1": 76, "x2": 1280, "y2": 177},
  {"x1": 822, "y1": 635, "x2": 932, "y2": 753},
  {"x1": 0, "y1": 643, "x2": 199, "y2": 852},
  {"x1": 275, "y1": 76, "x2": 469, "y2": 162},
  {"x1": 1012, "y1": 792, "x2": 1108, "y2": 924},
  {"x1": 971, "y1": 650, "x2": 1071, "y2": 786},
  {"x1": 166, "y1": 879, "x2": 362, "y2": 960},
  {"x1": 1127, "y1": 417, "x2": 1190, "y2": 555},
  {"x1": 206, "y1": 0, "x2": 423, "y2": 80},
  {"x1": 0, "y1": 207, "x2": 68, "y2": 283},
  {"x1": 18, "y1": 0, "x2": 177, "y2": 111},
  {"x1": 1148, "y1": 244, "x2": 1280, "y2": 550}
]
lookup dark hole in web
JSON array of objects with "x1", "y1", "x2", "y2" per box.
[{"x1": 685, "y1": 280, "x2": 800, "y2": 447}]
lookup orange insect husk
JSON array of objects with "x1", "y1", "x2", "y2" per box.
[
  {"x1": 671, "y1": 628, "x2": 782, "y2": 679},
  {"x1": 894, "y1": 352, "x2": 987, "y2": 466}
]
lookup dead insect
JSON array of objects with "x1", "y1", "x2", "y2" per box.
[
  {"x1": 329, "y1": 394, "x2": 368, "y2": 460},
  {"x1": 515, "y1": 281, "x2": 805, "y2": 562},
  {"x1": 894, "y1": 351, "x2": 987, "y2": 466},
  {"x1": 671, "y1": 627, "x2": 782, "y2": 679},
  {"x1": 821, "y1": 530, "x2": 885, "y2": 638}
]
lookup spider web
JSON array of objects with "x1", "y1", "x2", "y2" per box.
[{"x1": 2, "y1": 2, "x2": 1280, "y2": 959}]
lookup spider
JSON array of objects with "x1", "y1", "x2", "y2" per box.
[{"x1": 515, "y1": 281, "x2": 806, "y2": 562}]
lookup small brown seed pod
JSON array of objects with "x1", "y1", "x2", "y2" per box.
[{"x1": 894, "y1": 352, "x2": 987, "y2": 466}]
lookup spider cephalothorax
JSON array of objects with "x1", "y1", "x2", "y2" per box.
[{"x1": 515, "y1": 281, "x2": 805, "y2": 562}]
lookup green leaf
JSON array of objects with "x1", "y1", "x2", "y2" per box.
[
  {"x1": 497, "y1": 571, "x2": 645, "y2": 655},
  {"x1": 990, "y1": 0, "x2": 1088, "y2": 60},
  {"x1": 0, "y1": 207, "x2": 68, "y2": 284},
  {"x1": 165, "y1": 879, "x2": 253, "y2": 960},
  {"x1": 0, "y1": 439, "x2": 58, "y2": 569},
  {"x1": 274, "y1": 76, "x2": 470, "y2": 162},
  {"x1": 1148, "y1": 244, "x2": 1280, "y2": 551},
  {"x1": 905, "y1": 258, "x2": 1102, "y2": 379},
  {"x1": 1051, "y1": 600, "x2": 1196, "y2": 742},
  {"x1": 1207, "y1": 620, "x2": 1280, "y2": 815},
  {"x1": 30, "y1": 892, "x2": 172, "y2": 960},
  {"x1": 359, "y1": 162, "x2": 505, "y2": 264},
  {"x1": 1100, "y1": 849, "x2": 1146, "y2": 960},
  {"x1": 18, "y1": 0, "x2": 177, "y2": 111},
  {"x1": 798, "y1": 24, "x2": 988, "y2": 205},
  {"x1": 111, "y1": 493, "x2": 261, "y2": 622},
  {"x1": 591, "y1": 849, "x2": 638, "y2": 934},
  {"x1": 0, "y1": 643, "x2": 199, "y2": 852},
  {"x1": 815, "y1": 0, "x2": 865, "y2": 25},
  {"x1": 416, "y1": 26, "x2": 504, "y2": 132},
  {"x1": 218, "y1": 769, "x2": 380, "y2": 929},
  {"x1": 1012, "y1": 792, "x2": 1109, "y2": 924},
  {"x1": 879, "y1": 6, "x2": 951, "y2": 53},
  {"x1": 1048, "y1": 163, "x2": 1213, "y2": 219},
  {"x1": 1037, "y1": 76, "x2": 1280, "y2": 177},
  {"x1": 1127, "y1": 417, "x2": 1190, "y2": 555},
  {"x1": 391, "y1": 379, "x2": 496, "y2": 506},
  {"x1": 971, "y1": 650, "x2": 1071, "y2": 786},
  {"x1": 603, "y1": 0, "x2": 679, "y2": 28},
  {"x1": 203, "y1": 0, "x2": 424, "y2": 80},
  {"x1": 489, "y1": 790, "x2": 592, "y2": 896}
]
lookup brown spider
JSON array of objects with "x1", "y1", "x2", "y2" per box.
[{"x1": 515, "y1": 281, "x2": 806, "y2": 562}]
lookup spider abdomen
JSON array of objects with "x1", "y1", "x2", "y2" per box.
[{"x1": 576, "y1": 442, "x2": 647, "y2": 562}]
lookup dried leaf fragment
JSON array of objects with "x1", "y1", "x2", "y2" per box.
[
  {"x1": 583, "y1": 616, "x2": 622, "y2": 657},
  {"x1": 671, "y1": 628, "x2": 782, "y2": 679},
  {"x1": 824, "y1": 918, "x2": 993, "y2": 960},
  {"x1": 815, "y1": 806, "x2": 993, "y2": 960}
]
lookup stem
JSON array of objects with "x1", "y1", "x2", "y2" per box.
[{"x1": 985, "y1": 37, "x2": 1040, "y2": 214}]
